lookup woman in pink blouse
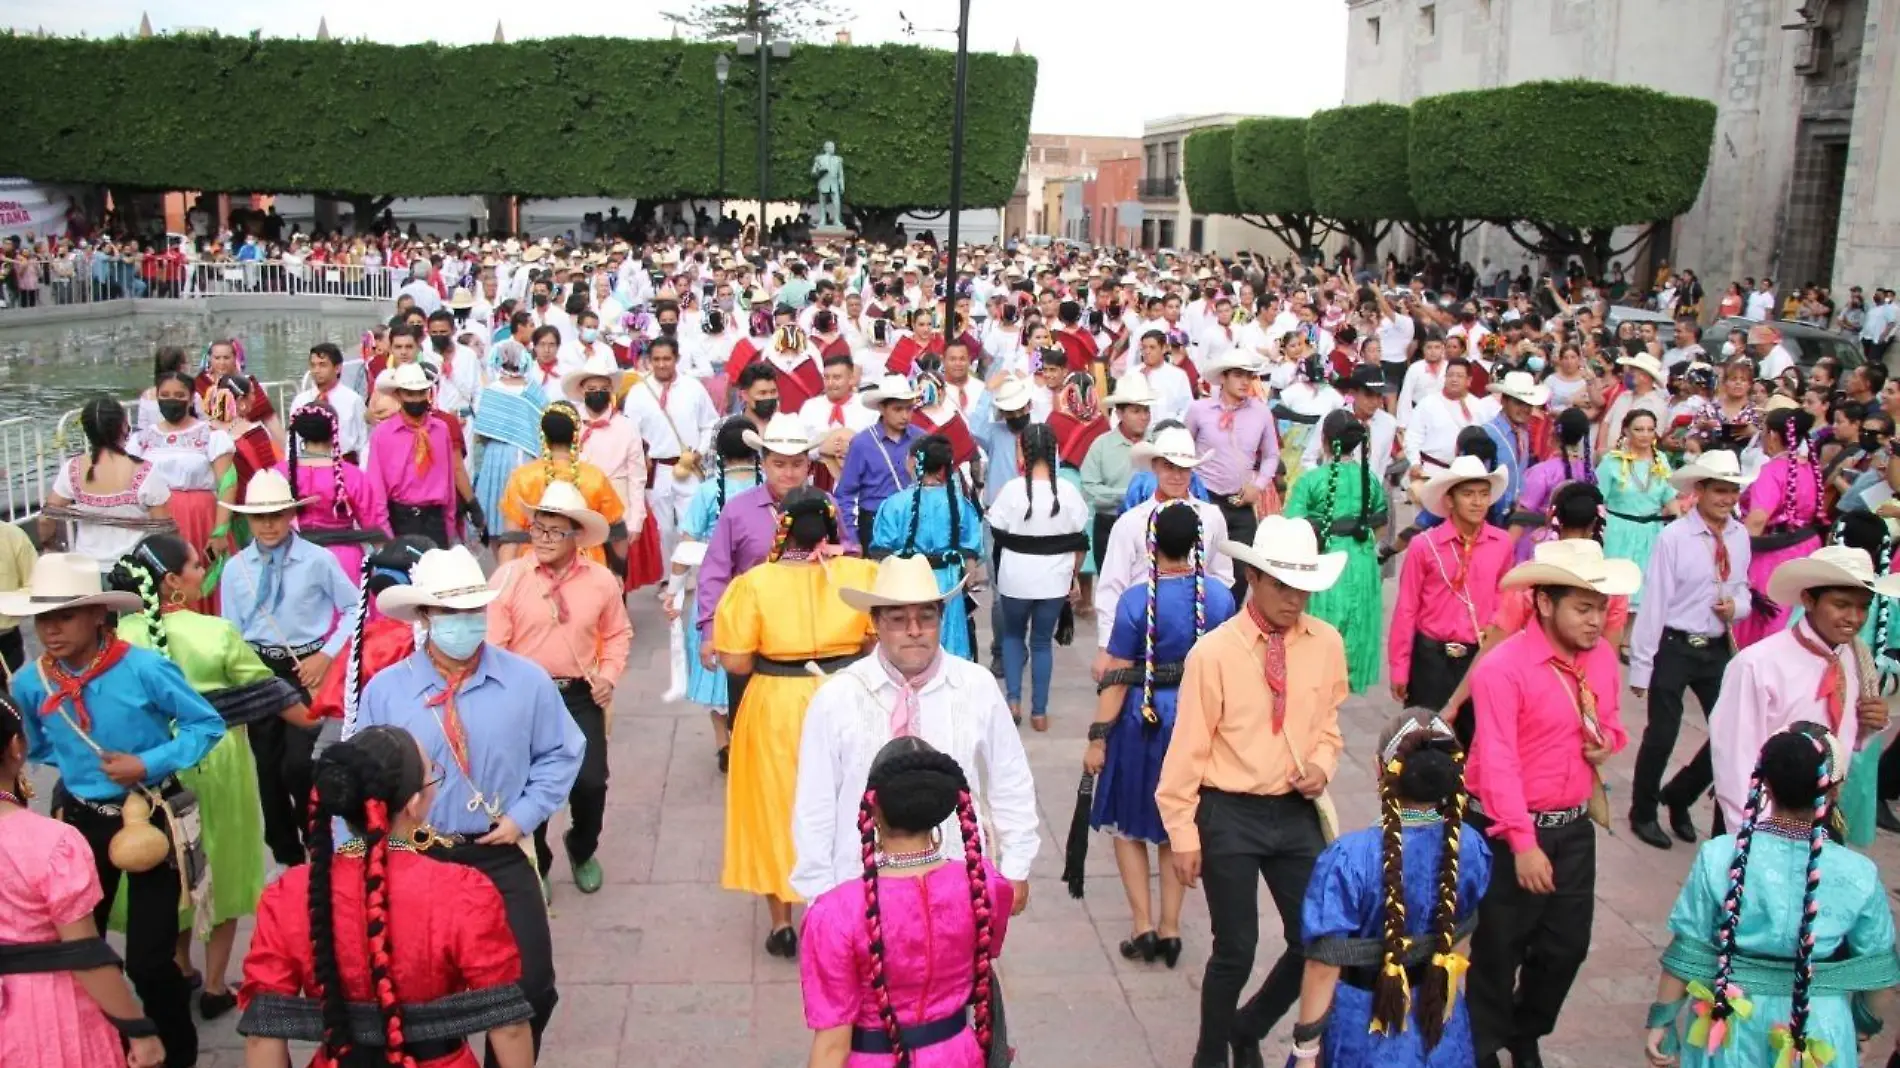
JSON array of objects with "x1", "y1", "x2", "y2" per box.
[
  {"x1": 799, "y1": 739, "x2": 1013, "y2": 1068},
  {"x1": 1734, "y1": 407, "x2": 1824, "y2": 648}
]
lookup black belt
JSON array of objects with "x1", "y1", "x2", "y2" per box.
[
  {"x1": 1324, "y1": 513, "x2": 1388, "y2": 538},
  {"x1": 752, "y1": 652, "x2": 864, "y2": 677},
  {"x1": 251, "y1": 639, "x2": 325, "y2": 661},
  {"x1": 300, "y1": 527, "x2": 389, "y2": 546},
  {"x1": 239, "y1": 984, "x2": 533, "y2": 1048},
  {"x1": 1306, "y1": 915, "x2": 1480, "y2": 970},
  {"x1": 1606, "y1": 509, "x2": 1669, "y2": 524},
  {"x1": 866, "y1": 547, "x2": 972, "y2": 568},
  {"x1": 1468, "y1": 798, "x2": 1589, "y2": 828},
  {"x1": 1099, "y1": 661, "x2": 1184, "y2": 692},
  {"x1": 992, "y1": 529, "x2": 1090, "y2": 555},
  {"x1": 1752, "y1": 524, "x2": 1823, "y2": 552},
  {"x1": 0, "y1": 937, "x2": 122, "y2": 975},
  {"x1": 1663, "y1": 626, "x2": 1727, "y2": 650},
  {"x1": 390, "y1": 501, "x2": 448, "y2": 515},
  {"x1": 651, "y1": 456, "x2": 679, "y2": 465},
  {"x1": 1416, "y1": 634, "x2": 1476, "y2": 660},
  {"x1": 1272, "y1": 405, "x2": 1323, "y2": 425},
  {"x1": 850, "y1": 1007, "x2": 969, "y2": 1054},
  {"x1": 54, "y1": 776, "x2": 188, "y2": 818},
  {"x1": 206, "y1": 677, "x2": 304, "y2": 727}
]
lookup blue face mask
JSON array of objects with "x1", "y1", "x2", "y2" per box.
[
  {"x1": 428, "y1": 612, "x2": 488, "y2": 660},
  {"x1": 580, "y1": 327, "x2": 599, "y2": 344},
  {"x1": 1526, "y1": 355, "x2": 1548, "y2": 374}
]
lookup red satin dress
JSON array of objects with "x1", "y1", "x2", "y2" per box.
[{"x1": 311, "y1": 618, "x2": 414, "y2": 720}]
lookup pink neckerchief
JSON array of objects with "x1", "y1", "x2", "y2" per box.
[{"x1": 877, "y1": 648, "x2": 944, "y2": 738}]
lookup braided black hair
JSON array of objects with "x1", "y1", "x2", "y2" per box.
[
  {"x1": 1372, "y1": 714, "x2": 1467, "y2": 1050},
  {"x1": 109, "y1": 535, "x2": 192, "y2": 662},
  {"x1": 1554, "y1": 406, "x2": 1595, "y2": 486},
  {"x1": 289, "y1": 402, "x2": 352, "y2": 521},
  {"x1": 903, "y1": 435, "x2": 959, "y2": 556},
  {"x1": 79, "y1": 395, "x2": 130, "y2": 481},
  {"x1": 1315, "y1": 408, "x2": 1372, "y2": 544},
  {"x1": 342, "y1": 535, "x2": 434, "y2": 739},
  {"x1": 1017, "y1": 422, "x2": 1062, "y2": 519},
  {"x1": 771, "y1": 485, "x2": 840, "y2": 560},
  {"x1": 711, "y1": 418, "x2": 759, "y2": 515},
  {"x1": 1549, "y1": 481, "x2": 1606, "y2": 542}
]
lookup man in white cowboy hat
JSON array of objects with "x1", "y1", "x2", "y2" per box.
[
  {"x1": 1155, "y1": 516, "x2": 1348, "y2": 1068},
  {"x1": 1096, "y1": 426, "x2": 1235, "y2": 667},
  {"x1": 1624, "y1": 449, "x2": 1756, "y2": 849},
  {"x1": 487, "y1": 482, "x2": 632, "y2": 897},
  {"x1": 836, "y1": 373, "x2": 926, "y2": 548},
  {"x1": 1706, "y1": 545, "x2": 1899, "y2": 832},
  {"x1": 366, "y1": 360, "x2": 483, "y2": 548},
  {"x1": 5, "y1": 553, "x2": 225, "y2": 1067},
  {"x1": 1463, "y1": 536, "x2": 1639, "y2": 1068},
  {"x1": 563, "y1": 352, "x2": 648, "y2": 576},
  {"x1": 1597, "y1": 350, "x2": 1671, "y2": 453},
  {"x1": 1301, "y1": 364, "x2": 1399, "y2": 478},
  {"x1": 1079, "y1": 374, "x2": 1159, "y2": 570},
  {"x1": 1187, "y1": 348, "x2": 1278, "y2": 579},
  {"x1": 623, "y1": 335, "x2": 720, "y2": 562},
  {"x1": 218, "y1": 468, "x2": 359, "y2": 865},
  {"x1": 1389, "y1": 454, "x2": 1513, "y2": 746},
  {"x1": 357, "y1": 545, "x2": 585, "y2": 1055},
  {"x1": 1475, "y1": 368, "x2": 1548, "y2": 517},
  {"x1": 788, "y1": 553, "x2": 1039, "y2": 902},
  {"x1": 970, "y1": 375, "x2": 1035, "y2": 508}
]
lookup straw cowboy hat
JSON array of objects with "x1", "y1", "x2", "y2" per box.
[
  {"x1": 838, "y1": 553, "x2": 964, "y2": 612},
  {"x1": 743, "y1": 413, "x2": 823, "y2": 457},
  {"x1": 1766, "y1": 545, "x2": 1900, "y2": 607},
  {"x1": 1203, "y1": 350, "x2": 1263, "y2": 377},
  {"x1": 1103, "y1": 375, "x2": 1158, "y2": 409},
  {"x1": 527, "y1": 480, "x2": 609, "y2": 549},
  {"x1": 990, "y1": 377, "x2": 1034, "y2": 414},
  {"x1": 376, "y1": 362, "x2": 434, "y2": 394},
  {"x1": 220, "y1": 469, "x2": 316, "y2": 516},
  {"x1": 561, "y1": 352, "x2": 624, "y2": 402},
  {"x1": 448, "y1": 287, "x2": 476, "y2": 311},
  {"x1": 521, "y1": 246, "x2": 548, "y2": 264},
  {"x1": 377, "y1": 546, "x2": 500, "y2": 622},
  {"x1": 1668, "y1": 449, "x2": 1754, "y2": 492},
  {"x1": 1616, "y1": 352, "x2": 1666, "y2": 384},
  {"x1": 1130, "y1": 426, "x2": 1206, "y2": 469},
  {"x1": 1501, "y1": 538, "x2": 1643, "y2": 598},
  {"x1": 0, "y1": 553, "x2": 143, "y2": 617},
  {"x1": 1489, "y1": 370, "x2": 1551, "y2": 407},
  {"x1": 1417, "y1": 455, "x2": 1510, "y2": 519},
  {"x1": 860, "y1": 374, "x2": 921, "y2": 409},
  {"x1": 1219, "y1": 514, "x2": 1347, "y2": 594}
]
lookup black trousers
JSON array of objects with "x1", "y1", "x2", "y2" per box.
[
  {"x1": 1194, "y1": 790, "x2": 1324, "y2": 1059},
  {"x1": 856, "y1": 508, "x2": 878, "y2": 555},
  {"x1": 534, "y1": 684, "x2": 610, "y2": 874},
  {"x1": 62, "y1": 794, "x2": 197, "y2": 1068},
  {"x1": 1466, "y1": 815, "x2": 1595, "y2": 1060},
  {"x1": 1217, "y1": 499, "x2": 1258, "y2": 601},
  {"x1": 250, "y1": 649, "x2": 320, "y2": 866},
  {"x1": 389, "y1": 501, "x2": 452, "y2": 549},
  {"x1": 440, "y1": 842, "x2": 557, "y2": 1066},
  {"x1": 1091, "y1": 511, "x2": 1116, "y2": 572},
  {"x1": 0, "y1": 626, "x2": 23, "y2": 675},
  {"x1": 1406, "y1": 634, "x2": 1478, "y2": 748},
  {"x1": 1631, "y1": 631, "x2": 1728, "y2": 822}
]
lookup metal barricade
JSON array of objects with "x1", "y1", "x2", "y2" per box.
[{"x1": 1, "y1": 254, "x2": 404, "y2": 310}]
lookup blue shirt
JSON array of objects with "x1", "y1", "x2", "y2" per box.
[
  {"x1": 1121, "y1": 470, "x2": 1212, "y2": 513},
  {"x1": 220, "y1": 535, "x2": 356, "y2": 657},
  {"x1": 14, "y1": 646, "x2": 225, "y2": 802},
  {"x1": 355, "y1": 644, "x2": 584, "y2": 836},
  {"x1": 968, "y1": 393, "x2": 1024, "y2": 506},
  {"x1": 836, "y1": 424, "x2": 924, "y2": 519}
]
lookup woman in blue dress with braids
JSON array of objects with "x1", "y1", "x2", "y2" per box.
[
  {"x1": 870, "y1": 434, "x2": 984, "y2": 661},
  {"x1": 1081, "y1": 500, "x2": 1234, "y2": 968},
  {"x1": 1644, "y1": 725, "x2": 1898, "y2": 1068},
  {"x1": 1288, "y1": 712, "x2": 1492, "y2": 1068},
  {"x1": 671, "y1": 418, "x2": 760, "y2": 773},
  {"x1": 1283, "y1": 410, "x2": 1387, "y2": 692}
]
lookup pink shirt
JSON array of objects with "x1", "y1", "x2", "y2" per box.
[
  {"x1": 1708, "y1": 619, "x2": 1862, "y2": 831},
  {"x1": 365, "y1": 414, "x2": 457, "y2": 508},
  {"x1": 1388, "y1": 521, "x2": 1513, "y2": 685},
  {"x1": 577, "y1": 412, "x2": 648, "y2": 535},
  {"x1": 1467, "y1": 620, "x2": 1629, "y2": 854}
]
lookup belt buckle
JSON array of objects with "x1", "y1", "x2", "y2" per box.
[
  {"x1": 1685, "y1": 633, "x2": 1710, "y2": 649},
  {"x1": 1443, "y1": 642, "x2": 1470, "y2": 659},
  {"x1": 410, "y1": 825, "x2": 455, "y2": 852}
]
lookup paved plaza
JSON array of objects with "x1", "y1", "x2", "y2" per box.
[{"x1": 91, "y1": 582, "x2": 1900, "y2": 1068}]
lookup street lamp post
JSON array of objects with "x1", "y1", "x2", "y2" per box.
[
  {"x1": 943, "y1": 0, "x2": 973, "y2": 326},
  {"x1": 735, "y1": 34, "x2": 790, "y2": 226},
  {"x1": 715, "y1": 54, "x2": 730, "y2": 201}
]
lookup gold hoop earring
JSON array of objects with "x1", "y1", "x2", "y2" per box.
[{"x1": 166, "y1": 590, "x2": 187, "y2": 607}]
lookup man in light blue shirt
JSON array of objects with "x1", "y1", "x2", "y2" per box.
[
  {"x1": 970, "y1": 377, "x2": 1035, "y2": 672},
  {"x1": 358, "y1": 544, "x2": 583, "y2": 1055}
]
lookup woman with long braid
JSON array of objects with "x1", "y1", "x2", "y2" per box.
[
  {"x1": 1081, "y1": 501, "x2": 1235, "y2": 968},
  {"x1": 237, "y1": 726, "x2": 537, "y2": 1068},
  {"x1": 1513, "y1": 406, "x2": 1598, "y2": 563},
  {"x1": 990, "y1": 422, "x2": 1089, "y2": 729},
  {"x1": 1289, "y1": 712, "x2": 1491, "y2": 1068},
  {"x1": 42, "y1": 395, "x2": 174, "y2": 573},
  {"x1": 106, "y1": 535, "x2": 306, "y2": 1019},
  {"x1": 1735, "y1": 408, "x2": 1826, "y2": 648},
  {"x1": 1284, "y1": 409, "x2": 1388, "y2": 692},
  {"x1": 670, "y1": 419, "x2": 762, "y2": 772},
  {"x1": 497, "y1": 401, "x2": 625, "y2": 566},
  {"x1": 309, "y1": 536, "x2": 436, "y2": 742},
  {"x1": 279, "y1": 402, "x2": 388, "y2": 580},
  {"x1": 869, "y1": 434, "x2": 984, "y2": 661},
  {"x1": 1644, "y1": 726, "x2": 1897, "y2": 1068},
  {"x1": 798, "y1": 738, "x2": 1013, "y2": 1068}
]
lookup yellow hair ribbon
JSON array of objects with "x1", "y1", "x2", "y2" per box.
[{"x1": 1432, "y1": 952, "x2": 1470, "y2": 1020}]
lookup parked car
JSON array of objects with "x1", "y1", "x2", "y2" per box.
[{"x1": 1701, "y1": 316, "x2": 1863, "y2": 371}]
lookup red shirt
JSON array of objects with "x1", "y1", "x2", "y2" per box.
[
  {"x1": 1387, "y1": 521, "x2": 1513, "y2": 685},
  {"x1": 914, "y1": 407, "x2": 978, "y2": 466},
  {"x1": 1467, "y1": 619, "x2": 1628, "y2": 853},
  {"x1": 887, "y1": 333, "x2": 944, "y2": 376},
  {"x1": 1048, "y1": 411, "x2": 1108, "y2": 469},
  {"x1": 311, "y1": 618, "x2": 414, "y2": 719},
  {"x1": 817, "y1": 335, "x2": 852, "y2": 361},
  {"x1": 1056, "y1": 328, "x2": 1099, "y2": 369}
]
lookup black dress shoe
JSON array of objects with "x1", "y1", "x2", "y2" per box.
[
  {"x1": 1229, "y1": 1039, "x2": 1265, "y2": 1068},
  {"x1": 1630, "y1": 818, "x2": 1673, "y2": 850},
  {"x1": 1878, "y1": 801, "x2": 1900, "y2": 834},
  {"x1": 1158, "y1": 936, "x2": 1183, "y2": 969},
  {"x1": 716, "y1": 745, "x2": 730, "y2": 774},
  {"x1": 1119, "y1": 931, "x2": 1158, "y2": 962},
  {"x1": 1669, "y1": 802, "x2": 1700, "y2": 843},
  {"x1": 765, "y1": 925, "x2": 798, "y2": 959},
  {"x1": 199, "y1": 989, "x2": 238, "y2": 1020},
  {"x1": 1509, "y1": 1040, "x2": 1546, "y2": 1068}
]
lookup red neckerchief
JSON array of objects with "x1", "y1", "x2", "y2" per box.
[
  {"x1": 535, "y1": 360, "x2": 559, "y2": 388},
  {"x1": 1444, "y1": 526, "x2": 1481, "y2": 594},
  {"x1": 1244, "y1": 601, "x2": 1288, "y2": 734},
  {"x1": 828, "y1": 400, "x2": 846, "y2": 426},
  {"x1": 401, "y1": 412, "x2": 435, "y2": 474},
  {"x1": 1708, "y1": 517, "x2": 1731, "y2": 584},
  {"x1": 535, "y1": 558, "x2": 583, "y2": 626},
  {"x1": 1790, "y1": 624, "x2": 1846, "y2": 733},
  {"x1": 424, "y1": 646, "x2": 480, "y2": 783},
  {"x1": 39, "y1": 639, "x2": 133, "y2": 732},
  {"x1": 1217, "y1": 395, "x2": 1248, "y2": 432},
  {"x1": 580, "y1": 413, "x2": 614, "y2": 451}
]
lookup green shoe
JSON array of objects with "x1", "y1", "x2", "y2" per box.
[{"x1": 572, "y1": 856, "x2": 604, "y2": 894}]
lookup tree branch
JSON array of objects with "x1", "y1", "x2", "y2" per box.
[{"x1": 1606, "y1": 222, "x2": 1659, "y2": 258}]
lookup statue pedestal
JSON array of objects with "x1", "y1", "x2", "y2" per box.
[{"x1": 810, "y1": 226, "x2": 857, "y2": 243}]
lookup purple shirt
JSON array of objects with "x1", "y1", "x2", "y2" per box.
[
  {"x1": 695, "y1": 484, "x2": 861, "y2": 639},
  {"x1": 1184, "y1": 396, "x2": 1279, "y2": 496},
  {"x1": 1626, "y1": 510, "x2": 1754, "y2": 689},
  {"x1": 366, "y1": 415, "x2": 458, "y2": 509}
]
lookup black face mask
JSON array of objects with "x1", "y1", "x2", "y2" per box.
[
  {"x1": 1862, "y1": 432, "x2": 1886, "y2": 453},
  {"x1": 583, "y1": 389, "x2": 613, "y2": 414},
  {"x1": 158, "y1": 399, "x2": 189, "y2": 423},
  {"x1": 430, "y1": 334, "x2": 452, "y2": 352},
  {"x1": 532, "y1": 293, "x2": 549, "y2": 307},
  {"x1": 400, "y1": 399, "x2": 431, "y2": 419},
  {"x1": 1005, "y1": 413, "x2": 1032, "y2": 433},
  {"x1": 752, "y1": 399, "x2": 779, "y2": 420},
  {"x1": 660, "y1": 322, "x2": 677, "y2": 337}
]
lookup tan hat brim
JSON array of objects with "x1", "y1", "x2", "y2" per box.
[
  {"x1": 837, "y1": 575, "x2": 965, "y2": 613},
  {"x1": 1501, "y1": 559, "x2": 1643, "y2": 597},
  {"x1": 219, "y1": 495, "x2": 319, "y2": 515},
  {"x1": 1418, "y1": 467, "x2": 1509, "y2": 519},
  {"x1": 1216, "y1": 539, "x2": 1346, "y2": 593},
  {"x1": 530, "y1": 506, "x2": 610, "y2": 549},
  {"x1": 0, "y1": 590, "x2": 144, "y2": 617},
  {"x1": 376, "y1": 585, "x2": 500, "y2": 623}
]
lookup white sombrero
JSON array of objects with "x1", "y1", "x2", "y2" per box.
[
  {"x1": 220, "y1": 469, "x2": 317, "y2": 515},
  {"x1": 1417, "y1": 455, "x2": 1509, "y2": 519},
  {"x1": 1766, "y1": 545, "x2": 1900, "y2": 606},
  {"x1": 1219, "y1": 514, "x2": 1346, "y2": 593},
  {"x1": 1204, "y1": 350, "x2": 1264, "y2": 377},
  {"x1": 742, "y1": 412, "x2": 822, "y2": 457},
  {"x1": 1130, "y1": 426, "x2": 1206, "y2": 469},
  {"x1": 1616, "y1": 353, "x2": 1666, "y2": 384},
  {"x1": 1667, "y1": 449, "x2": 1754, "y2": 492},
  {"x1": 376, "y1": 362, "x2": 435, "y2": 394},
  {"x1": 1103, "y1": 375, "x2": 1158, "y2": 409},
  {"x1": 0, "y1": 553, "x2": 142, "y2": 617},
  {"x1": 990, "y1": 377, "x2": 1034, "y2": 414},
  {"x1": 528, "y1": 480, "x2": 609, "y2": 549},
  {"x1": 560, "y1": 352, "x2": 624, "y2": 403},
  {"x1": 837, "y1": 553, "x2": 964, "y2": 612},
  {"x1": 377, "y1": 546, "x2": 500, "y2": 622},
  {"x1": 1489, "y1": 370, "x2": 1551, "y2": 407},
  {"x1": 860, "y1": 374, "x2": 921, "y2": 409},
  {"x1": 1501, "y1": 538, "x2": 1642, "y2": 597}
]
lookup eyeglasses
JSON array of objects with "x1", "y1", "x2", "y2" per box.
[
  {"x1": 528, "y1": 524, "x2": 577, "y2": 541},
  {"x1": 425, "y1": 764, "x2": 447, "y2": 789}
]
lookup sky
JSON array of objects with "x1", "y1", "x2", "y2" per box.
[{"x1": 0, "y1": 0, "x2": 1349, "y2": 137}]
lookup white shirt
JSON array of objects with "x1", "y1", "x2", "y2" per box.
[
  {"x1": 1195, "y1": 321, "x2": 1242, "y2": 366},
  {"x1": 938, "y1": 377, "x2": 986, "y2": 419},
  {"x1": 798, "y1": 392, "x2": 877, "y2": 439},
  {"x1": 1397, "y1": 359, "x2": 1450, "y2": 426},
  {"x1": 1662, "y1": 343, "x2": 1706, "y2": 371},
  {"x1": 987, "y1": 475, "x2": 1089, "y2": 600},
  {"x1": 1745, "y1": 290, "x2": 1776, "y2": 321},
  {"x1": 1131, "y1": 360, "x2": 1194, "y2": 425},
  {"x1": 397, "y1": 279, "x2": 442, "y2": 315},
  {"x1": 1029, "y1": 382, "x2": 1055, "y2": 424},
  {"x1": 430, "y1": 344, "x2": 486, "y2": 417},
  {"x1": 1405, "y1": 391, "x2": 1496, "y2": 469},
  {"x1": 1094, "y1": 496, "x2": 1232, "y2": 647},
  {"x1": 289, "y1": 382, "x2": 370, "y2": 459},
  {"x1": 531, "y1": 304, "x2": 576, "y2": 346},
  {"x1": 1861, "y1": 302, "x2": 1897, "y2": 343},
  {"x1": 1377, "y1": 314, "x2": 1415, "y2": 364},
  {"x1": 789, "y1": 654, "x2": 1039, "y2": 900},
  {"x1": 1758, "y1": 344, "x2": 1797, "y2": 382},
  {"x1": 1303, "y1": 407, "x2": 1399, "y2": 474},
  {"x1": 622, "y1": 372, "x2": 720, "y2": 460}
]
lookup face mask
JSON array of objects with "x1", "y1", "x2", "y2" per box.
[
  {"x1": 533, "y1": 293, "x2": 549, "y2": 307},
  {"x1": 428, "y1": 612, "x2": 487, "y2": 661},
  {"x1": 401, "y1": 399, "x2": 431, "y2": 418},
  {"x1": 1862, "y1": 432, "x2": 1884, "y2": 453},
  {"x1": 660, "y1": 322, "x2": 678, "y2": 337},
  {"x1": 584, "y1": 389, "x2": 612, "y2": 414},
  {"x1": 1721, "y1": 339, "x2": 1738, "y2": 357},
  {"x1": 752, "y1": 399, "x2": 779, "y2": 420},
  {"x1": 1005, "y1": 413, "x2": 1032, "y2": 433},
  {"x1": 580, "y1": 327, "x2": 599, "y2": 344},
  {"x1": 1526, "y1": 355, "x2": 1548, "y2": 374},
  {"x1": 157, "y1": 399, "x2": 189, "y2": 423},
  {"x1": 430, "y1": 334, "x2": 452, "y2": 353}
]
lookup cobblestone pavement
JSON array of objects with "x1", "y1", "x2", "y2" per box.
[{"x1": 67, "y1": 581, "x2": 1900, "y2": 1068}]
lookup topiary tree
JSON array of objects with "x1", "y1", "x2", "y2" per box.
[
  {"x1": 1409, "y1": 80, "x2": 1716, "y2": 275},
  {"x1": 1305, "y1": 103, "x2": 1413, "y2": 265},
  {"x1": 1230, "y1": 116, "x2": 1332, "y2": 259},
  {"x1": 1183, "y1": 127, "x2": 1241, "y2": 217}
]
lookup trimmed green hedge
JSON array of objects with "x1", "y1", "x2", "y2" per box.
[
  {"x1": 1230, "y1": 117, "x2": 1312, "y2": 218},
  {"x1": 1182, "y1": 127, "x2": 1239, "y2": 216},
  {"x1": 1408, "y1": 80, "x2": 1715, "y2": 227},
  {"x1": 1305, "y1": 103, "x2": 1414, "y2": 223},
  {"x1": 0, "y1": 34, "x2": 1037, "y2": 209}
]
